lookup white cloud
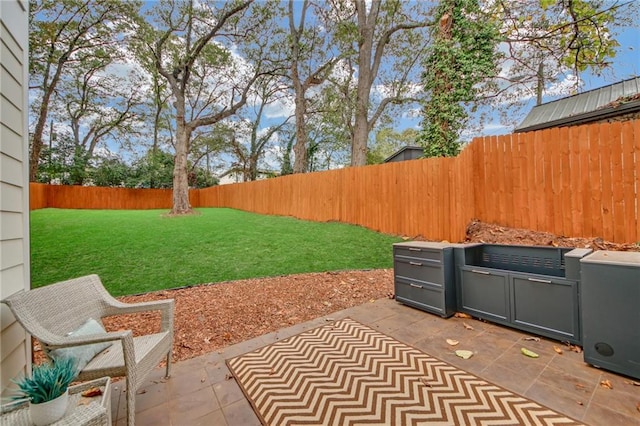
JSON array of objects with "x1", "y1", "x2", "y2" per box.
[{"x1": 263, "y1": 97, "x2": 295, "y2": 119}]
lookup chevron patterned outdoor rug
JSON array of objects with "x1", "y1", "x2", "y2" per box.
[{"x1": 227, "y1": 318, "x2": 583, "y2": 426}]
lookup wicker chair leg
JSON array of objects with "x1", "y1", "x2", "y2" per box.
[
  {"x1": 127, "y1": 388, "x2": 136, "y2": 426},
  {"x1": 165, "y1": 351, "x2": 172, "y2": 378}
]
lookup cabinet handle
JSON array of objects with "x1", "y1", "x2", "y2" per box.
[
  {"x1": 408, "y1": 247, "x2": 421, "y2": 252},
  {"x1": 409, "y1": 261, "x2": 423, "y2": 266},
  {"x1": 528, "y1": 277, "x2": 552, "y2": 284},
  {"x1": 471, "y1": 269, "x2": 490, "y2": 275},
  {"x1": 409, "y1": 283, "x2": 423, "y2": 289}
]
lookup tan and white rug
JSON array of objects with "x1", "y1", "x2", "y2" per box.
[{"x1": 227, "y1": 318, "x2": 583, "y2": 426}]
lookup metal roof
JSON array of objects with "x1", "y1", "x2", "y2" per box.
[
  {"x1": 383, "y1": 145, "x2": 423, "y2": 163},
  {"x1": 514, "y1": 76, "x2": 640, "y2": 133}
]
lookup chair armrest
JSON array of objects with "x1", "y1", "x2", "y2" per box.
[{"x1": 105, "y1": 299, "x2": 174, "y2": 333}]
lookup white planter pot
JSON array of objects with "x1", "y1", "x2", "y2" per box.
[{"x1": 29, "y1": 389, "x2": 69, "y2": 426}]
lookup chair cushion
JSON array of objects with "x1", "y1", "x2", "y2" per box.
[{"x1": 50, "y1": 318, "x2": 113, "y2": 373}]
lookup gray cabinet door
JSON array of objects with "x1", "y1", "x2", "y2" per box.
[
  {"x1": 459, "y1": 267, "x2": 510, "y2": 323},
  {"x1": 510, "y1": 274, "x2": 580, "y2": 344}
]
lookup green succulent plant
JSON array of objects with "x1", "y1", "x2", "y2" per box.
[{"x1": 13, "y1": 358, "x2": 77, "y2": 404}]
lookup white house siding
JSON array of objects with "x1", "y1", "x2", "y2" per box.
[{"x1": 0, "y1": 0, "x2": 30, "y2": 398}]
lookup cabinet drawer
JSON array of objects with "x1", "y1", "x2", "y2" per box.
[
  {"x1": 459, "y1": 267, "x2": 510, "y2": 322},
  {"x1": 511, "y1": 274, "x2": 579, "y2": 342},
  {"x1": 394, "y1": 246, "x2": 443, "y2": 263},
  {"x1": 394, "y1": 258, "x2": 443, "y2": 286},
  {"x1": 395, "y1": 278, "x2": 444, "y2": 315}
]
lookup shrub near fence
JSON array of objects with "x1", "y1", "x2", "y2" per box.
[{"x1": 30, "y1": 119, "x2": 640, "y2": 244}]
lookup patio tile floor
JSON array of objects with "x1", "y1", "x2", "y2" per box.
[{"x1": 111, "y1": 298, "x2": 640, "y2": 425}]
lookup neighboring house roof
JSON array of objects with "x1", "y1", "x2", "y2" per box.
[
  {"x1": 383, "y1": 146, "x2": 424, "y2": 163},
  {"x1": 514, "y1": 76, "x2": 640, "y2": 133}
]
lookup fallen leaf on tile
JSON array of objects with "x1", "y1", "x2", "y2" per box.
[
  {"x1": 521, "y1": 348, "x2": 539, "y2": 358},
  {"x1": 419, "y1": 378, "x2": 432, "y2": 387},
  {"x1": 325, "y1": 318, "x2": 334, "y2": 322},
  {"x1": 454, "y1": 312, "x2": 472, "y2": 319},
  {"x1": 269, "y1": 368, "x2": 276, "y2": 376},
  {"x1": 137, "y1": 389, "x2": 147, "y2": 395},
  {"x1": 225, "y1": 374, "x2": 234, "y2": 381},
  {"x1": 623, "y1": 380, "x2": 640, "y2": 386},
  {"x1": 446, "y1": 339, "x2": 459, "y2": 346},
  {"x1": 600, "y1": 380, "x2": 613, "y2": 390},
  {"x1": 463, "y1": 323, "x2": 474, "y2": 330},
  {"x1": 576, "y1": 401, "x2": 583, "y2": 406},
  {"x1": 553, "y1": 346, "x2": 564, "y2": 355},
  {"x1": 455, "y1": 350, "x2": 474, "y2": 359},
  {"x1": 200, "y1": 377, "x2": 206, "y2": 383},
  {"x1": 81, "y1": 387, "x2": 103, "y2": 398},
  {"x1": 564, "y1": 342, "x2": 583, "y2": 353},
  {"x1": 636, "y1": 402, "x2": 640, "y2": 413},
  {"x1": 575, "y1": 383, "x2": 587, "y2": 390},
  {"x1": 523, "y1": 337, "x2": 540, "y2": 342}
]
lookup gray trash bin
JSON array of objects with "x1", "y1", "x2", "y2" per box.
[{"x1": 580, "y1": 250, "x2": 640, "y2": 379}]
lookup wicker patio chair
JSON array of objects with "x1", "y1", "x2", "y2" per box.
[{"x1": 1, "y1": 274, "x2": 174, "y2": 426}]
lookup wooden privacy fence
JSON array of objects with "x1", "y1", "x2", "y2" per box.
[
  {"x1": 30, "y1": 185, "x2": 173, "y2": 210},
  {"x1": 31, "y1": 119, "x2": 640, "y2": 244}
]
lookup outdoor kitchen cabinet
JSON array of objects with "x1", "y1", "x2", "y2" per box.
[
  {"x1": 393, "y1": 242, "x2": 456, "y2": 318},
  {"x1": 456, "y1": 245, "x2": 591, "y2": 345},
  {"x1": 580, "y1": 251, "x2": 640, "y2": 380}
]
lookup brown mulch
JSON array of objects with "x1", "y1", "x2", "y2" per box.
[
  {"x1": 464, "y1": 219, "x2": 639, "y2": 252},
  {"x1": 33, "y1": 220, "x2": 638, "y2": 365},
  {"x1": 103, "y1": 269, "x2": 395, "y2": 363}
]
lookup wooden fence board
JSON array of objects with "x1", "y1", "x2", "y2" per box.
[
  {"x1": 474, "y1": 138, "x2": 487, "y2": 221},
  {"x1": 588, "y1": 124, "x2": 603, "y2": 238},
  {"x1": 599, "y1": 123, "x2": 615, "y2": 241},
  {"x1": 635, "y1": 120, "x2": 640, "y2": 242},
  {"x1": 532, "y1": 131, "x2": 549, "y2": 231},
  {"x1": 513, "y1": 133, "x2": 525, "y2": 229},
  {"x1": 548, "y1": 127, "x2": 562, "y2": 235},
  {"x1": 620, "y1": 122, "x2": 636, "y2": 242},
  {"x1": 569, "y1": 126, "x2": 583, "y2": 237},
  {"x1": 558, "y1": 126, "x2": 572, "y2": 236},
  {"x1": 610, "y1": 121, "x2": 626, "y2": 242}
]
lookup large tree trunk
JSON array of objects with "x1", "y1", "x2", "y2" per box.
[
  {"x1": 352, "y1": 50, "x2": 371, "y2": 166},
  {"x1": 351, "y1": 110, "x2": 369, "y2": 165},
  {"x1": 292, "y1": 83, "x2": 308, "y2": 173},
  {"x1": 351, "y1": 1, "x2": 376, "y2": 167},
  {"x1": 171, "y1": 122, "x2": 193, "y2": 215},
  {"x1": 289, "y1": 0, "x2": 308, "y2": 174},
  {"x1": 29, "y1": 90, "x2": 55, "y2": 181},
  {"x1": 351, "y1": 54, "x2": 372, "y2": 165}
]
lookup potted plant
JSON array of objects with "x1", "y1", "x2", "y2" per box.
[{"x1": 13, "y1": 358, "x2": 77, "y2": 426}]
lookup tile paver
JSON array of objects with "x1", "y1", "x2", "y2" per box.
[{"x1": 111, "y1": 298, "x2": 640, "y2": 425}]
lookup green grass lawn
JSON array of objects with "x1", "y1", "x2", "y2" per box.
[{"x1": 30, "y1": 208, "x2": 402, "y2": 296}]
